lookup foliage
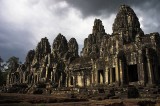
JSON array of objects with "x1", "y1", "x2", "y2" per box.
[
  {"x1": 0, "y1": 57, "x2": 4, "y2": 71},
  {"x1": 6, "y1": 56, "x2": 20, "y2": 72},
  {"x1": 0, "y1": 56, "x2": 20, "y2": 86},
  {"x1": 0, "y1": 56, "x2": 7, "y2": 86},
  {"x1": 1, "y1": 72, "x2": 8, "y2": 85}
]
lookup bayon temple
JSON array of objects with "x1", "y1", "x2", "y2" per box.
[{"x1": 6, "y1": 5, "x2": 160, "y2": 94}]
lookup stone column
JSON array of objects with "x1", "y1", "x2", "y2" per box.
[
  {"x1": 53, "y1": 68, "x2": 56, "y2": 83},
  {"x1": 68, "y1": 75, "x2": 71, "y2": 87},
  {"x1": 45, "y1": 67, "x2": 48, "y2": 81},
  {"x1": 65, "y1": 73, "x2": 68, "y2": 87},
  {"x1": 92, "y1": 69, "x2": 95, "y2": 85},
  {"x1": 6, "y1": 74, "x2": 10, "y2": 85},
  {"x1": 94, "y1": 65, "x2": 98, "y2": 84},
  {"x1": 23, "y1": 73, "x2": 26, "y2": 83},
  {"x1": 83, "y1": 72, "x2": 86, "y2": 87},
  {"x1": 138, "y1": 50, "x2": 145, "y2": 86},
  {"x1": 37, "y1": 74, "x2": 39, "y2": 83},
  {"x1": 103, "y1": 69, "x2": 105, "y2": 84},
  {"x1": 108, "y1": 69, "x2": 110, "y2": 84},
  {"x1": 75, "y1": 74, "x2": 77, "y2": 87},
  {"x1": 115, "y1": 57, "x2": 120, "y2": 85},
  {"x1": 90, "y1": 71, "x2": 93, "y2": 86},
  {"x1": 77, "y1": 75, "x2": 80, "y2": 87},
  {"x1": 147, "y1": 57, "x2": 154, "y2": 85},
  {"x1": 110, "y1": 68, "x2": 113, "y2": 84},
  {"x1": 51, "y1": 71, "x2": 53, "y2": 82},
  {"x1": 119, "y1": 60, "x2": 123, "y2": 85},
  {"x1": 34, "y1": 75, "x2": 36, "y2": 83},
  {"x1": 87, "y1": 75, "x2": 90, "y2": 86},
  {"x1": 105, "y1": 67, "x2": 109, "y2": 85},
  {"x1": 58, "y1": 74, "x2": 62, "y2": 87},
  {"x1": 96, "y1": 70, "x2": 99, "y2": 84}
]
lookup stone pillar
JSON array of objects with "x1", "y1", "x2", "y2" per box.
[
  {"x1": 83, "y1": 72, "x2": 86, "y2": 87},
  {"x1": 103, "y1": 70, "x2": 105, "y2": 84},
  {"x1": 119, "y1": 60, "x2": 123, "y2": 85},
  {"x1": 75, "y1": 74, "x2": 77, "y2": 87},
  {"x1": 37, "y1": 74, "x2": 39, "y2": 83},
  {"x1": 147, "y1": 57, "x2": 154, "y2": 85},
  {"x1": 68, "y1": 75, "x2": 71, "y2": 87},
  {"x1": 110, "y1": 68, "x2": 113, "y2": 84},
  {"x1": 58, "y1": 74, "x2": 62, "y2": 87},
  {"x1": 67, "y1": 72, "x2": 70, "y2": 87},
  {"x1": 51, "y1": 71, "x2": 53, "y2": 82},
  {"x1": 23, "y1": 73, "x2": 26, "y2": 83},
  {"x1": 87, "y1": 76, "x2": 90, "y2": 86},
  {"x1": 91, "y1": 71, "x2": 93, "y2": 85},
  {"x1": 90, "y1": 72, "x2": 92, "y2": 86},
  {"x1": 137, "y1": 50, "x2": 145, "y2": 86},
  {"x1": 36, "y1": 74, "x2": 38, "y2": 83},
  {"x1": 105, "y1": 67, "x2": 109, "y2": 85},
  {"x1": 27, "y1": 76, "x2": 29, "y2": 84},
  {"x1": 65, "y1": 73, "x2": 68, "y2": 87},
  {"x1": 77, "y1": 75, "x2": 81, "y2": 87},
  {"x1": 45, "y1": 67, "x2": 48, "y2": 80},
  {"x1": 94, "y1": 65, "x2": 98, "y2": 84},
  {"x1": 6, "y1": 74, "x2": 10, "y2": 85},
  {"x1": 81, "y1": 75, "x2": 84, "y2": 87},
  {"x1": 141, "y1": 63, "x2": 146, "y2": 85},
  {"x1": 53, "y1": 68, "x2": 56, "y2": 82},
  {"x1": 108, "y1": 69, "x2": 110, "y2": 84},
  {"x1": 115, "y1": 57, "x2": 120, "y2": 85},
  {"x1": 34, "y1": 75, "x2": 36, "y2": 83}
]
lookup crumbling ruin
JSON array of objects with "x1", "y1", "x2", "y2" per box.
[{"x1": 6, "y1": 5, "x2": 160, "y2": 98}]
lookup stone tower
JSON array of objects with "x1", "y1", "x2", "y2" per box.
[
  {"x1": 113, "y1": 5, "x2": 143, "y2": 44},
  {"x1": 82, "y1": 19, "x2": 106, "y2": 57}
]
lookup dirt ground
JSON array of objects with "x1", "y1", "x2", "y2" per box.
[{"x1": 0, "y1": 93, "x2": 159, "y2": 106}]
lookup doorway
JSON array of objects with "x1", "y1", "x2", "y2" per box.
[{"x1": 128, "y1": 64, "x2": 138, "y2": 82}]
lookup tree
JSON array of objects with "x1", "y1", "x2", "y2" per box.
[
  {"x1": 6, "y1": 56, "x2": 19, "y2": 72},
  {"x1": 0, "y1": 56, "x2": 4, "y2": 71},
  {"x1": 0, "y1": 56, "x2": 5, "y2": 86},
  {"x1": 0, "y1": 56, "x2": 20, "y2": 86}
]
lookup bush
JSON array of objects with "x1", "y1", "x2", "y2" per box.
[
  {"x1": 33, "y1": 88, "x2": 43, "y2": 94},
  {"x1": 127, "y1": 86, "x2": 139, "y2": 98},
  {"x1": 106, "y1": 88, "x2": 115, "y2": 98}
]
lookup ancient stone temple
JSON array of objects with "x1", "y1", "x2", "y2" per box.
[{"x1": 6, "y1": 5, "x2": 160, "y2": 93}]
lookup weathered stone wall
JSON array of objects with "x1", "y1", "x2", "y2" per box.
[{"x1": 7, "y1": 5, "x2": 160, "y2": 91}]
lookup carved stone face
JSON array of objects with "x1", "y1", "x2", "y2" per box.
[{"x1": 113, "y1": 5, "x2": 141, "y2": 41}]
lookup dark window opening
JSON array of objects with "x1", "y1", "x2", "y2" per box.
[
  {"x1": 41, "y1": 68, "x2": 46, "y2": 78},
  {"x1": 158, "y1": 66, "x2": 160, "y2": 78},
  {"x1": 70, "y1": 77, "x2": 73, "y2": 85},
  {"x1": 47, "y1": 68, "x2": 53, "y2": 80},
  {"x1": 15, "y1": 74, "x2": 20, "y2": 83},
  {"x1": 35, "y1": 75, "x2": 37, "y2": 83},
  {"x1": 112, "y1": 68, "x2": 116, "y2": 82},
  {"x1": 128, "y1": 64, "x2": 138, "y2": 82}
]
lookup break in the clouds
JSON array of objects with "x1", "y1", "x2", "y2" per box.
[{"x1": 0, "y1": 0, "x2": 159, "y2": 62}]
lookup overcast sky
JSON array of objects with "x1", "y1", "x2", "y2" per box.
[{"x1": 0, "y1": 0, "x2": 159, "y2": 62}]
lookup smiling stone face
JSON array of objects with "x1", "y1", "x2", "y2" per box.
[{"x1": 112, "y1": 5, "x2": 143, "y2": 44}]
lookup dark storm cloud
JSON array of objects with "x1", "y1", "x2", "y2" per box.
[
  {"x1": 0, "y1": 0, "x2": 159, "y2": 62},
  {"x1": 63, "y1": 0, "x2": 159, "y2": 17},
  {"x1": 0, "y1": 46, "x2": 26, "y2": 63},
  {"x1": 0, "y1": 20, "x2": 35, "y2": 62},
  {"x1": 0, "y1": 31, "x2": 34, "y2": 62},
  {"x1": 63, "y1": 0, "x2": 160, "y2": 34}
]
